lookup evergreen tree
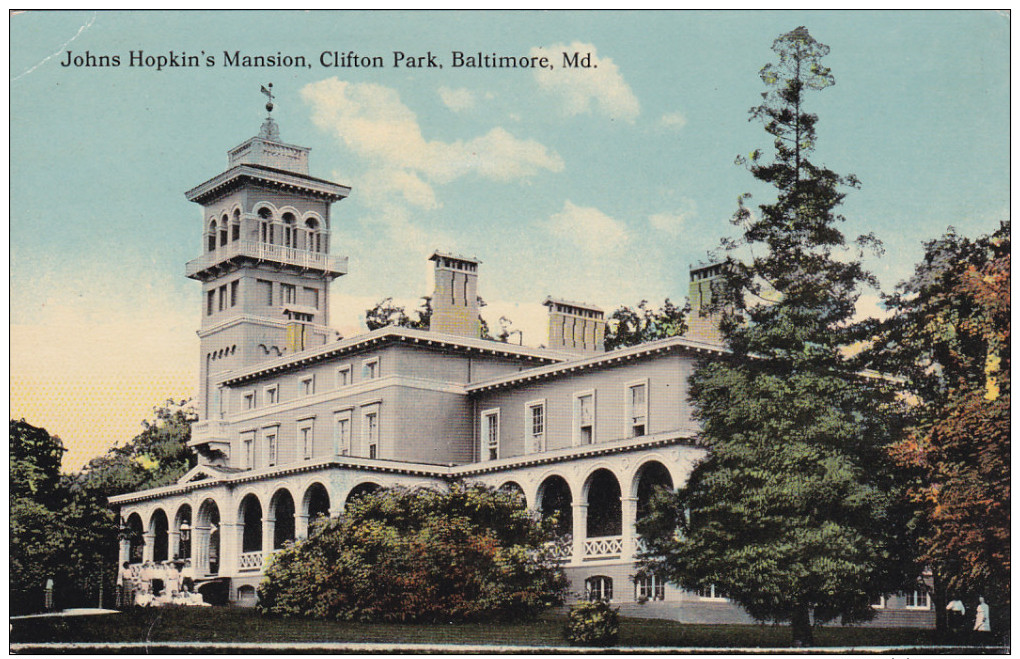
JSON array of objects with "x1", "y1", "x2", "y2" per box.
[{"x1": 638, "y1": 27, "x2": 913, "y2": 645}]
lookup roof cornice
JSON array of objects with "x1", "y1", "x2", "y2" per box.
[{"x1": 185, "y1": 164, "x2": 351, "y2": 205}]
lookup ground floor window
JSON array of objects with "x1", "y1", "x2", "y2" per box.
[
  {"x1": 585, "y1": 575, "x2": 613, "y2": 602},
  {"x1": 903, "y1": 590, "x2": 930, "y2": 609},
  {"x1": 697, "y1": 584, "x2": 726, "y2": 600},
  {"x1": 635, "y1": 573, "x2": 665, "y2": 601}
]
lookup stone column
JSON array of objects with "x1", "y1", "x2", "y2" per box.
[
  {"x1": 194, "y1": 525, "x2": 211, "y2": 575},
  {"x1": 118, "y1": 538, "x2": 131, "y2": 568},
  {"x1": 169, "y1": 531, "x2": 181, "y2": 560},
  {"x1": 264, "y1": 516, "x2": 276, "y2": 556},
  {"x1": 621, "y1": 496, "x2": 639, "y2": 560},
  {"x1": 218, "y1": 521, "x2": 240, "y2": 576},
  {"x1": 571, "y1": 503, "x2": 588, "y2": 565},
  {"x1": 142, "y1": 531, "x2": 156, "y2": 563},
  {"x1": 295, "y1": 514, "x2": 310, "y2": 540}
]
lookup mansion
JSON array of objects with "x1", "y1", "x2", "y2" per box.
[{"x1": 109, "y1": 111, "x2": 933, "y2": 627}]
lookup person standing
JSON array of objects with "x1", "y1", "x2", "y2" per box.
[
  {"x1": 973, "y1": 596, "x2": 991, "y2": 636},
  {"x1": 118, "y1": 562, "x2": 136, "y2": 609},
  {"x1": 946, "y1": 598, "x2": 966, "y2": 635}
]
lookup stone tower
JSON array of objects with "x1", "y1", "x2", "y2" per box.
[
  {"x1": 686, "y1": 262, "x2": 726, "y2": 344},
  {"x1": 184, "y1": 110, "x2": 351, "y2": 445}
]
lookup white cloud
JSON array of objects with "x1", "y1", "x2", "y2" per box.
[
  {"x1": 659, "y1": 111, "x2": 687, "y2": 130},
  {"x1": 649, "y1": 199, "x2": 697, "y2": 235},
  {"x1": 530, "y1": 42, "x2": 640, "y2": 122},
  {"x1": 547, "y1": 200, "x2": 629, "y2": 254},
  {"x1": 302, "y1": 78, "x2": 563, "y2": 184},
  {"x1": 438, "y1": 86, "x2": 476, "y2": 112},
  {"x1": 359, "y1": 168, "x2": 438, "y2": 209}
]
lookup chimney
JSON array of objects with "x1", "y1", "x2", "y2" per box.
[
  {"x1": 428, "y1": 251, "x2": 481, "y2": 338},
  {"x1": 686, "y1": 262, "x2": 726, "y2": 344},
  {"x1": 544, "y1": 297, "x2": 605, "y2": 355}
]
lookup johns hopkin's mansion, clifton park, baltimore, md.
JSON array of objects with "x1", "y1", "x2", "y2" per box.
[{"x1": 109, "y1": 104, "x2": 934, "y2": 627}]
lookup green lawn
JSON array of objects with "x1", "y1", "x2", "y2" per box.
[{"x1": 9, "y1": 607, "x2": 964, "y2": 650}]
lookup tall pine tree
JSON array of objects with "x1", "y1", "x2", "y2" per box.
[{"x1": 639, "y1": 27, "x2": 914, "y2": 645}]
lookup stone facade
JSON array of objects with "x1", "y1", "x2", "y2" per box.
[{"x1": 108, "y1": 116, "x2": 933, "y2": 628}]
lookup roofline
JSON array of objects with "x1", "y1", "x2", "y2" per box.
[
  {"x1": 219, "y1": 326, "x2": 577, "y2": 387},
  {"x1": 185, "y1": 164, "x2": 351, "y2": 204},
  {"x1": 466, "y1": 335, "x2": 728, "y2": 393}
]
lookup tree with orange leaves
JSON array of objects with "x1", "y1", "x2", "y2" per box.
[{"x1": 865, "y1": 222, "x2": 1009, "y2": 634}]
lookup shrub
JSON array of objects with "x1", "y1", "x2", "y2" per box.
[
  {"x1": 257, "y1": 482, "x2": 568, "y2": 622},
  {"x1": 564, "y1": 599, "x2": 620, "y2": 647}
]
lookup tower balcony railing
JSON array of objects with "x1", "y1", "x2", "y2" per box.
[
  {"x1": 188, "y1": 419, "x2": 232, "y2": 447},
  {"x1": 186, "y1": 240, "x2": 348, "y2": 278}
]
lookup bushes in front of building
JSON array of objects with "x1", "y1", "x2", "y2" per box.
[
  {"x1": 564, "y1": 599, "x2": 620, "y2": 647},
  {"x1": 257, "y1": 482, "x2": 568, "y2": 623}
]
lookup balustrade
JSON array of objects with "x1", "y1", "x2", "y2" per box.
[
  {"x1": 583, "y1": 535, "x2": 623, "y2": 560},
  {"x1": 238, "y1": 551, "x2": 264, "y2": 571}
]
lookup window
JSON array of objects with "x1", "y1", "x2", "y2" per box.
[
  {"x1": 585, "y1": 576, "x2": 613, "y2": 602},
  {"x1": 334, "y1": 411, "x2": 352, "y2": 456},
  {"x1": 299, "y1": 421, "x2": 314, "y2": 460},
  {"x1": 258, "y1": 279, "x2": 273, "y2": 306},
  {"x1": 573, "y1": 391, "x2": 595, "y2": 446},
  {"x1": 336, "y1": 366, "x2": 351, "y2": 388},
  {"x1": 218, "y1": 285, "x2": 227, "y2": 311},
  {"x1": 903, "y1": 590, "x2": 930, "y2": 610},
  {"x1": 635, "y1": 574, "x2": 665, "y2": 601},
  {"x1": 871, "y1": 594, "x2": 886, "y2": 609},
  {"x1": 526, "y1": 401, "x2": 545, "y2": 454},
  {"x1": 363, "y1": 406, "x2": 380, "y2": 459},
  {"x1": 230, "y1": 280, "x2": 239, "y2": 307},
  {"x1": 241, "y1": 432, "x2": 255, "y2": 469},
  {"x1": 482, "y1": 409, "x2": 500, "y2": 461},
  {"x1": 627, "y1": 381, "x2": 648, "y2": 437},
  {"x1": 243, "y1": 391, "x2": 256, "y2": 411},
  {"x1": 301, "y1": 376, "x2": 315, "y2": 396},
  {"x1": 304, "y1": 287, "x2": 319, "y2": 309},
  {"x1": 362, "y1": 358, "x2": 379, "y2": 380},
  {"x1": 697, "y1": 584, "x2": 726, "y2": 600},
  {"x1": 281, "y1": 284, "x2": 296, "y2": 305},
  {"x1": 265, "y1": 429, "x2": 278, "y2": 467},
  {"x1": 264, "y1": 384, "x2": 279, "y2": 405},
  {"x1": 206, "y1": 290, "x2": 215, "y2": 316}
]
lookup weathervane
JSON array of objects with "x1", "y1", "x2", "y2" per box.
[{"x1": 261, "y1": 83, "x2": 275, "y2": 114}]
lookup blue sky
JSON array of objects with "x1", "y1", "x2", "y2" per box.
[{"x1": 10, "y1": 10, "x2": 1009, "y2": 469}]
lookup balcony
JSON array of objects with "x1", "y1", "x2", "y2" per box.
[
  {"x1": 186, "y1": 241, "x2": 348, "y2": 279},
  {"x1": 188, "y1": 419, "x2": 231, "y2": 448},
  {"x1": 583, "y1": 536, "x2": 623, "y2": 561}
]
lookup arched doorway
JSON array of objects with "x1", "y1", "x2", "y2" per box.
[
  {"x1": 498, "y1": 481, "x2": 526, "y2": 506},
  {"x1": 174, "y1": 504, "x2": 193, "y2": 560},
  {"x1": 239, "y1": 494, "x2": 263, "y2": 553},
  {"x1": 634, "y1": 461, "x2": 674, "y2": 523},
  {"x1": 303, "y1": 482, "x2": 331, "y2": 536},
  {"x1": 124, "y1": 513, "x2": 144, "y2": 564},
  {"x1": 196, "y1": 499, "x2": 220, "y2": 575},
  {"x1": 344, "y1": 482, "x2": 380, "y2": 511},
  {"x1": 270, "y1": 489, "x2": 296, "y2": 550},
  {"x1": 537, "y1": 475, "x2": 573, "y2": 538},
  {"x1": 149, "y1": 509, "x2": 170, "y2": 562},
  {"x1": 585, "y1": 469, "x2": 622, "y2": 538}
]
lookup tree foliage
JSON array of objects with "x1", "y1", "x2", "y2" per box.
[
  {"x1": 258, "y1": 483, "x2": 568, "y2": 622},
  {"x1": 365, "y1": 295, "x2": 505, "y2": 341},
  {"x1": 604, "y1": 299, "x2": 688, "y2": 350},
  {"x1": 638, "y1": 27, "x2": 911, "y2": 646},
  {"x1": 9, "y1": 401, "x2": 196, "y2": 613},
  {"x1": 864, "y1": 224, "x2": 1010, "y2": 609}
]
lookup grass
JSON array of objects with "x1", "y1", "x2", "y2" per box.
[{"x1": 9, "y1": 606, "x2": 961, "y2": 650}]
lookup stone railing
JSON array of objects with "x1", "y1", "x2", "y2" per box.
[
  {"x1": 583, "y1": 535, "x2": 623, "y2": 560},
  {"x1": 544, "y1": 539, "x2": 573, "y2": 562},
  {"x1": 238, "y1": 551, "x2": 264, "y2": 571},
  {"x1": 186, "y1": 241, "x2": 347, "y2": 278}
]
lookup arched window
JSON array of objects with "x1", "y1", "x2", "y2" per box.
[
  {"x1": 270, "y1": 489, "x2": 296, "y2": 550},
  {"x1": 207, "y1": 220, "x2": 217, "y2": 252},
  {"x1": 219, "y1": 214, "x2": 229, "y2": 247},
  {"x1": 257, "y1": 207, "x2": 273, "y2": 244},
  {"x1": 231, "y1": 209, "x2": 241, "y2": 242},
  {"x1": 634, "y1": 572, "x2": 665, "y2": 601},
  {"x1": 240, "y1": 494, "x2": 263, "y2": 553},
  {"x1": 585, "y1": 576, "x2": 613, "y2": 602},
  {"x1": 305, "y1": 217, "x2": 321, "y2": 252},
  {"x1": 282, "y1": 212, "x2": 297, "y2": 249}
]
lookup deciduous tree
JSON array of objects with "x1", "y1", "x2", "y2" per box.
[{"x1": 604, "y1": 299, "x2": 687, "y2": 350}]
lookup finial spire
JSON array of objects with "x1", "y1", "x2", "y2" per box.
[
  {"x1": 258, "y1": 83, "x2": 280, "y2": 141},
  {"x1": 260, "y1": 83, "x2": 275, "y2": 114}
]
